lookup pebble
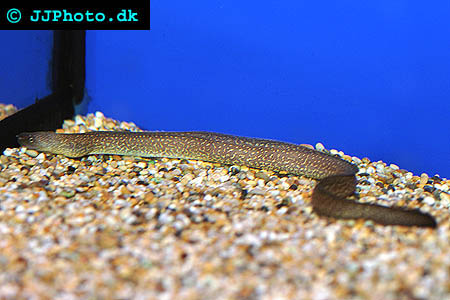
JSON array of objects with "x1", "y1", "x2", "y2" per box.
[
  {"x1": 25, "y1": 149, "x2": 39, "y2": 157},
  {"x1": 352, "y1": 156, "x2": 362, "y2": 164},
  {"x1": 0, "y1": 106, "x2": 449, "y2": 300},
  {"x1": 439, "y1": 193, "x2": 450, "y2": 207},
  {"x1": 420, "y1": 173, "x2": 429, "y2": 186},
  {"x1": 423, "y1": 196, "x2": 435, "y2": 206},
  {"x1": 389, "y1": 163, "x2": 400, "y2": 170},
  {"x1": 315, "y1": 142, "x2": 325, "y2": 152},
  {"x1": 3, "y1": 148, "x2": 14, "y2": 156}
]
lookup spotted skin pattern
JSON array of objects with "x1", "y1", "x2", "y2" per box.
[{"x1": 17, "y1": 131, "x2": 436, "y2": 227}]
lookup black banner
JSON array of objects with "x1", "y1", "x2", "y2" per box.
[{"x1": 0, "y1": 4, "x2": 150, "y2": 29}]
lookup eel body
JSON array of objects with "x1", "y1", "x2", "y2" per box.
[{"x1": 17, "y1": 131, "x2": 436, "y2": 227}]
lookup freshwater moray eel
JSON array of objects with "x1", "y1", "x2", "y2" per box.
[{"x1": 17, "y1": 131, "x2": 437, "y2": 227}]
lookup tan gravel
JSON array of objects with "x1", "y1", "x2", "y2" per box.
[{"x1": 0, "y1": 107, "x2": 449, "y2": 299}]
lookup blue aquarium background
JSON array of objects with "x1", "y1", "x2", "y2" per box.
[{"x1": 1, "y1": 1, "x2": 450, "y2": 177}]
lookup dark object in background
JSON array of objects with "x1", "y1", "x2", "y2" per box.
[{"x1": 0, "y1": 30, "x2": 85, "y2": 152}]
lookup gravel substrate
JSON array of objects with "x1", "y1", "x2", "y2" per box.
[{"x1": 0, "y1": 106, "x2": 449, "y2": 300}]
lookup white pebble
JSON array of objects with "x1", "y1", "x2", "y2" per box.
[
  {"x1": 376, "y1": 164, "x2": 385, "y2": 173},
  {"x1": 352, "y1": 157, "x2": 362, "y2": 164},
  {"x1": 94, "y1": 117, "x2": 103, "y2": 128},
  {"x1": 315, "y1": 143, "x2": 325, "y2": 151},
  {"x1": 74, "y1": 115, "x2": 85, "y2": 125},
  {"x1": 114, "y1": 199, "x2": 130, "y2": 207},
  {"x1": 276, "y1": 207, "x2": 288, "y2": 215},
  {"x1": 358, "y1": 167, "x2": 367, "y2": 174},
  {"x1": 3, "y1": 148, "x2": 14, "y2": 156},
  {"x1": 389, "y1": 163, "x2": 399, "y2": 170},
  {"x1": 158, "y1": 212, "x2": 174, "y2": 224},
  {"x1": 292, "y1": 195, "x2": 304, "y2": 204},
  {"x1": 439, "y1": 184, "x2": 449, "y2": 192},
  {"x1": 95, "y1": 111, "x2": 105, "y2": 119},
  {"x1": 36, "y1": 153, "x2": 46, "y2": 161},
  {"x1": 15, "y1": 205, "x2": 25, "y2": 213},
  {"x1": 220, "y1": 175, "x2": 230, "y2": 183},
  {"x1": 423, "y1": 196, "x2": 435, "y2": 205},
  {"x1": 439, "y1": 192, "x2": 450, "y2": 202},
  {"x1": 270, "y1": 190, "x2": 280, "y2": 197},
  {"x1": 280, "y1": 181, "x2": 290, "y2": 190},
  {"x1": 137, "y1": 162, "x2": 147, "y2": 169},
  {"x1": 366, "y1": 166, "x2": 375, "y2": 174},
  {"x1": 124, "y1": 215, "x2": 137, "y2": 225}
]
